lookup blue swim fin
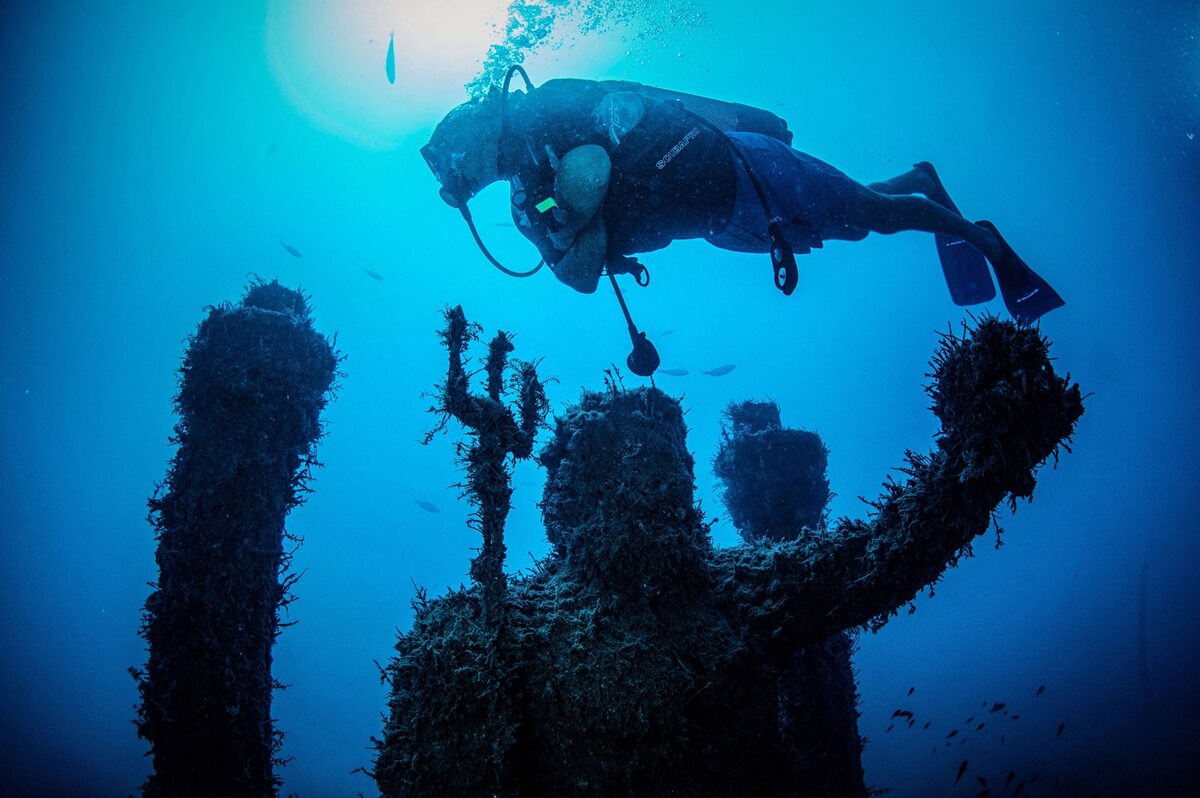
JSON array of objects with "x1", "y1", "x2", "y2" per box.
[
  {"x1": 976, "y1": 221, "x2": 1065, "y2": 325},
  {"x1": 936, "y1": 234, "x2": 995, "y2": 306},
  {"x1": 914, "y1": 162, "x2": 995, "y2": 306}
]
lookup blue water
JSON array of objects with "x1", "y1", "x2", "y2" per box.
[{"x1": 1, "y1": 2, "x2": 1197, "y2": 795}]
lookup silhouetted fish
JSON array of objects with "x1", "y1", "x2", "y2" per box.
[
  {"x1": 703, "y1": 364, "x2": 736, "y2": 376},
  {"x1": 947, "y1": 730, "x2": 959, "y2": 739},
  {"x1": 1010, "y1": 714, "x2": 1020, "y2": 720},
  {"x1": 363, "y1": 268, "x2": 384, "y2": 281},
  {"x1": 989, "y1": 702, "x2": 1005, "y2": 713},
  {"x1": 1006, "y1": 771, "x2": 1015, "y2": 787},
  {"x1": 1035, "y1": 685, "x2": 1046, "y2": 697},
  {"x1": 886, "y1": 724, "x2": 894, "y2": 733},
  {"x1": 414, "y1": 500, "x2": 439, "y2": 513},
  {"x1": 976, "y1": 723, "x2": 985, "y2": 731},
  {"x1": 1013, "y1": 781, "x2": 1025, "y2": 796},
  {"x1": 908, "y1": 686, "x2": 915, "y2": 696},
  {"x1": 659, "y1": 328, "x2": 676, "y2": 337},
  {"x1": 955, "y1": 760, "x2": 968, "y2": 783},
  {"x1": 1056, "y1": 721, "x2": 1066, "y2": 738},
  {"x1": 977, "y1": 775, "x2": 987, "y2": 786},
  {"x1": 891, "y1": 709, "x2": 913, "y2": 720},
  {"x1": 923, "y1": 721, "x2": 931, "y2": 730},
  {"x1": 907, "y1": 717, "x2": 915, "y2": 728},
  {"x1": 659, "y1": 368, "x2": 689, "y2": 377},
  {"x1": 491, "y1": 222, "x2": 515, "y2": 228},
  {"x1": 385, "y1": 31, "x2": 396, "y2": 84},
  {"x1": 281, "y1": 240, "x2": 302, "y2": 258},
  {"x1": 966, "y1": 716, "x2": 975, "y2": 724}
]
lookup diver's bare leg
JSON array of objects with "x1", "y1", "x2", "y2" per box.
[
  {"x1": 847, "y1": 187, "x2": 1002, "y2": 262},
  {"x1": 866, "y1": 166, "x2": 936, "y2": 198}
]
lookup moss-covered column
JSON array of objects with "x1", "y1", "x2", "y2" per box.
[
  {"x1": 714, "y1": 401, "x2": 866, "y2": 797},
  {"x1": 131, "y1": 280, "x2": 339, "y2": 797}
]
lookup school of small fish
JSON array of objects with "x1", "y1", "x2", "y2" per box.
[{"x1": 882, "y1": 683, "x2": 1080, "y2": 795}]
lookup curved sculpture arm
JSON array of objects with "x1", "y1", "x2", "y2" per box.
[{"x1": 710, "y1": 318, "x2": 1083, "y2": 654}]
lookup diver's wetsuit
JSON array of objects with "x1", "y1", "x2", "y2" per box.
[{"x1": 504, "y1": 79, "x2": 864, "y2": 279}]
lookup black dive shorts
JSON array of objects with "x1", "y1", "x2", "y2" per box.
[{"x1": 705, "y1": 132, "x2": 862, "y2": 254}]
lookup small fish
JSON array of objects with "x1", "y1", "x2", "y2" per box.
[
  {"x1": 1030, "y1": 774, "x2": 1041, "y2": 783},
  {"x1": 1035, "y1": 684, "x2": 1045, "y2": 696},
  {"x1": 491, "y1": 221, "x2": 515, "y2": 228},
  {"x1": 891, "y1": 709, "x2": 913, "y2": 719},
  {"x1": 385, "y1": 31, "x2": 396, "y2": 84},
  {"x1": 989, "y1": 702, "x2": 1005, "y2": 713},
  {"x1": 922, "y1": 721, "x2": 931, "y2": 730},
  {"x1": 659, "y1": 328, "x2": 676, "y2": 337},
  {"x1": 907, "y1": 686, "x2": 915, "y2": 696},
  {"x1": 659, "y1": 368, "x2": 689, "y2": 377},
  {"x1": 955, "y1": 760, "x2": 969, "y2": 783},
  {"x1": 966, "y1": 716, "x2": 975, "y2": 724},
  {"x1": 1010, "y1": 714, "x2": 1020, "y2": 720},
  {"x1": 947, "y1": 729, "x2": 959, "y2": 739},
  {"x1": 1006, "y1": 771, "x2": 1015, "y2": 787},
  {"x1": 1056, "y1": 721, "x2": 1066, "y2": 738},
  {"x1": 363, "y1": 268, "x2": 384, "y2": 281},
  {"x1": 1012, "y1": 781, "x2": 1025, "y2": 796},
  {"x1": 281, "y1": 240, "x2": 302, "y2": 258},
  {"x1": 907, "y1": 717, "x2": 915, "y2": 728},
  {"x1": 975, "y1": 723, "x2": 985, "y2": 731},
  {"x1": 886, "y1": 724, "x2": 893, "y2": 733},
  {"x1": 977, "y1": 775, "x2": 987, "y2": 786},
  {"x1": 703, "y1": 364, "x2": 736, "y2": 377},
  {"x1": 414, "y1": 499, "x2": 440, "y2": 513},
  {"x1": 982, "y1": 700, "x2": 988, "y2": 707}
]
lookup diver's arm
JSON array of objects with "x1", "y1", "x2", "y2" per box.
[
  {"x1": 544, "y1": 144, "x2": 612, "y2": 293},
  {"x1": 549, "y1": 215, "x2": 607, "y2": 294},
  {"x1": 708, "y1": 321, "x2": 1083, "y2": 655}
]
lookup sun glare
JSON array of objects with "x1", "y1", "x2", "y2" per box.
[{"x1": 266, "y1": 0, "x2": 512, "y2": 148}]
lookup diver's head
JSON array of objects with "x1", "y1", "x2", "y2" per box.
[{"x1": 420, "y1": 89, "x2": 505, "y2": 209}]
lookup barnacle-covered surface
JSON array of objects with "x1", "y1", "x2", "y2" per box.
[
  {"x1": 375, "y1": 315, "x2": 1082, "y2": 797},
  {"x1": 714, "y1": 399, "x2": 866, "y2": 797},
  {"x1": 131, "y1": 280, "x2": 339, "y2": 797}
]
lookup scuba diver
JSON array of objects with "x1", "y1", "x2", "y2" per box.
[{"x1": 421, "y1": 69, "x2": 1064, "y2": 375}]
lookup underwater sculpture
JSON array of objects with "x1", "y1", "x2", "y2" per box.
[
  {"x1": 713, "y1": 400, "x2": 866, "y2": 796},
  {"x1": 374, "y1": 311, "x2": 1082, "y2": 797},
  {"x1": 131, "y1": 280, "x2": 339, "y2": 797}
]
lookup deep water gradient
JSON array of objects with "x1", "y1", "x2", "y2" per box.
[{"x1": 1, "y1": 1, "x2": 1198, "y2": 796}]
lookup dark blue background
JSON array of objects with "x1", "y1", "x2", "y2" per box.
[{"x1": 1, "y1": 2, "x2": 1197, "y2": 795}]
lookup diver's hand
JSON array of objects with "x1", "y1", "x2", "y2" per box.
[{"x1": 549, "y1": 216, "x2": 607, "y2": 294}]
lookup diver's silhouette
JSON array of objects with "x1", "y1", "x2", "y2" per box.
[{"x1": 422, "y1": 71, "x2": 1064, "y2": 329}]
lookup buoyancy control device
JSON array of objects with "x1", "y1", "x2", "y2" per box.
[{"x1": 435, "y1": 66, "x2": 796, "y2": 376}]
